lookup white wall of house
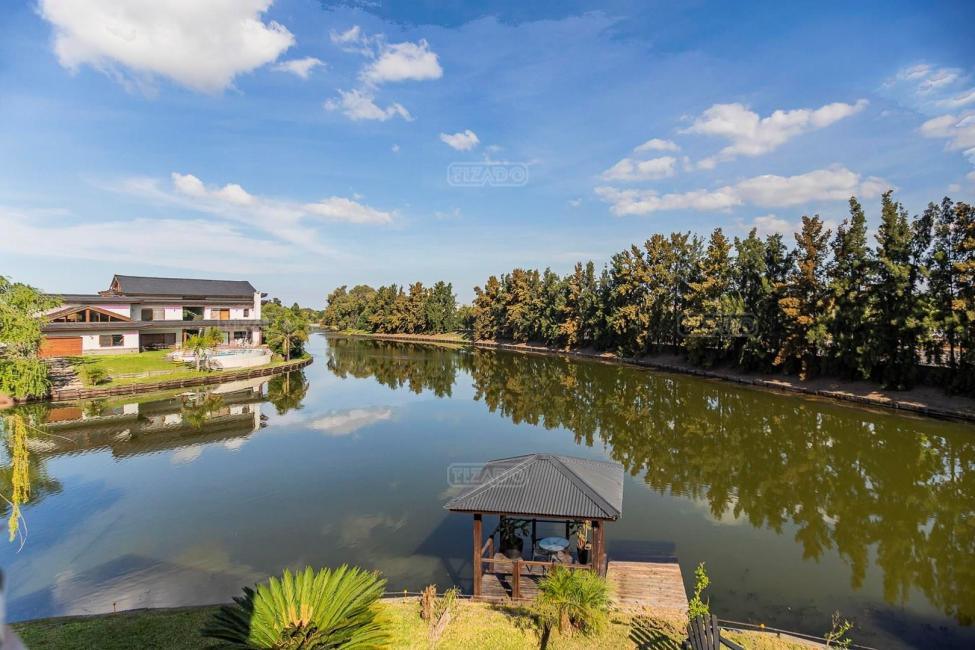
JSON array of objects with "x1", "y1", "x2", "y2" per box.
[
  {"x1": 253, "y1": 292, "x2": 262, "y2": 320},
  {"x1": 164, "y1": 305, "x2": 183, "y2": 320},
  {"x1": 202, "y1": 305, "x2": 255, "y2": 320},
  {"x1": 81, "y1": 331, "x2": 139, "y2": 354}
]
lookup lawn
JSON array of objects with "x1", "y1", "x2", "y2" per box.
[
  {"x1": 66, "y1": 351, "x2": 302, "y2": 388},
  {"x1": 13, "y1": 601, "x2": 816, "y2": 650}
]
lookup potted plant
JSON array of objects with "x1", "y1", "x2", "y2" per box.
[
  {"x1": 498, "y1": 517, "x2": 530, "y2": 559},
  {"x1": 574, "y1": 520, "x2": 592, "y2": 565}
]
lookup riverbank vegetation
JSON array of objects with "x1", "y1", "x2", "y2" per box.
[
  {"x1": 323, "y1": 281, "x2": 462, "y2": 334},
  {"x1": 0, "y1": 277, "x2": 59, "y2": 399},
  {"x1": 13, "y1": 600, "x2": 813, "y2": 650},
  {"x1": 323, "y1": 193, "x2": 975, "y2": 393}
]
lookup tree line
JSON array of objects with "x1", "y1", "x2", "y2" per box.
[
  {"x1": 324, "y1": 192, "x2": 975, "y2": 392},
  {"x1": 323, "y1": 281, "x2": 461, "y2": 335}
]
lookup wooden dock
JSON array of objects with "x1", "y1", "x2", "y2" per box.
[
  {"x1": 477, "y1": 559, "x2": 687, "y2": 611},
  {"x1": 607, "y1": 560, "x2": 688, "y2": 611}
]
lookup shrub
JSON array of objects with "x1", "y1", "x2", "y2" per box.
[
  {"x1": 687, "y1": 562, "x2": 710, "y2": 620},
  {"x1": 202, "y1": 565, "x2": 389, "y2": 649},
  {"x1": 80, "y1": 364, "x2": 108, "y2": 386},
  {"x1": 536, "y1": 566, "x2": 610, "y2": 637}
]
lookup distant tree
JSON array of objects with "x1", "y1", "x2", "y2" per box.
[
  {"x1": 604, "y1": 246, "x2": 651, "y2": 354},
  {"x1": 264, "y1": 304, "x2": 310, "y2": 361},
  {"x1": 777, "y1": 215, "x2": 831, "y2": 379},
  {"x1": 869, "y1": 191, "x2": 931, "y2": 389},
  {"x1": 683, "y1": 228, "x2": 734, "y2": 366},
  {"x1": 828, "y1": 197, "x2": 872, "y2": 379},
  {"x1": 927, "y1": 198, "x2": 964, "y2": 369},
  {"x1": 561, "y1": 262, "x2": 600, "y2": 348},
  {"x1": 952, "y1": 202, "x2": 975, "y2": 392},
  {"x1": 538, "y1": 268, "x2": 568, "y2": 346},
  {"x1": 0, "y1": 277, "x2": 60, "y2": 399},
  {"x1": 185, "y1": 328, "x2": 224, "y2": 371},
  {"x1": 503, "y1": 268, "x2": 542, "y2": 342},
  {"x1": 472, "y1": 275, "x2": 504, "y2": 340},
  {"x1": 733, "y1": 229, "x2": 770, "y2": 370},
  {"x1": 425, "y1": 281, "x2": 457, "y2": 333}
]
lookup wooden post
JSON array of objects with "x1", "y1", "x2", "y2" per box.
[
  {"x1": 591, "y1": 521, "x2": 602, "y2": 575},
  {"x1": 531, "y1": 519, "x2": 537, "y2": 554},
  {"x1": 512, "y1": 559, "x2": 521, "y2": 600},
  {"x1": 473, "y1": 514, "x2": 483, "y2": 597}
]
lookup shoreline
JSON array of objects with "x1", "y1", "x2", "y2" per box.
[
  {"x1": 41, "y1": 356, "x2": 313, "y2": 403},
  {"x1": 333, "y1": 331, "x2": 975, "y2": 424}
]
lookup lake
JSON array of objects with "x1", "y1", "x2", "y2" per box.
[{"x1": 2, "y1": 333, "x2": 973, "y2": 649}]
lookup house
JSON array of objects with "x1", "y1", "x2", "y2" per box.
[{"x1": 39, "y1": 274, "x2": 265, "y2": 357}]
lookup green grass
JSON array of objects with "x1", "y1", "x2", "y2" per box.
[
  {"x1": 66, "y1": 351, "x2": 308, "y2": 388},
  {"x1": 12, "y1": 601, "x2": 814, "y2": 650}
]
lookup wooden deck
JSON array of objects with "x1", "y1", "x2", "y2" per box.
[
  {"x1": 477, "y1": 559, "x2": 688, "y2": 611},
  {"x1": 607, "y1": 560, "x2": 688, "y2": 611}
]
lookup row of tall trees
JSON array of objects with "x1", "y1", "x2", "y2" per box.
[
  {"x1": 323, "y1": 281, "x2": 459, "y2": 335},
  {"x1": 468, "y1": 193, "x2": 975, "y2": 391}
]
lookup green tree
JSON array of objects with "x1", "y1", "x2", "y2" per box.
[
  {"x1": 954, "y1": 202, "x2": 975, "y2": 392},
  {"x1": 561, "y1": 262, "x2": 600, "y2": 348},
  {"x1": 828, "y1": 197, "x2": 873, "y2": 379},
  {"x1": 0, "y1": 277, "x2": 60, "y2": 400},
  {"x1": 683, "y1": 228, "x2": 734, "y2": 366},
  {"x1": 869, "y1": 191, "x2": 931, "y2": 389},
  {"x1": 425, "y1": 281, "x2": 457, "y2": 333},
  {"x1": 733, "y1": 229, "x2": 769, "y2": 369},
  {"x1": 184, "y1": 328, "x2": 224, "y2": 371},
  {"x1": 776, "y1": 215, "x2": 831, "y2": 379},
  {"x1": 472, "y1": 275, "x2": 504, "y2": 340},
  {"x1": 928, "y1": 198, "x2": 964, "y2": 369},
  {"x1": 264, "y1": 304, "x2": 310, "y2": 361}
]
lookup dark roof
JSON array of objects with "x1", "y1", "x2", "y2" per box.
[
  {"x1": 109, "y1": 275, "x2": 256, "y2": 297},
  {"x1": 444, "y1": 454, "x2": 624, "y2": 521}
]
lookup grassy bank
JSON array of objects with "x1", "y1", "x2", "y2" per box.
[
  {"x1": 67, "y1": 351, "x2": 303, "y2": 389},
  {"x1": 13, "y1": 601, "x2": 814, "y2": 650}
]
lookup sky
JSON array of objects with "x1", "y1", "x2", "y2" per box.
[{"x1": 1, "y1": 0, "x2": 974, "y2": 305}]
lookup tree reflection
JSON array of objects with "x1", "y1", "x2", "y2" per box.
[
  {"x1": 325, "y1": 337, "x2": 975, "y2": 624},
  {"x1": 0, "y1": 407, "x2": 62, "y2": 545},
  {"x1": 266, "y1": 371, "x2": 309, "y2": 415}
]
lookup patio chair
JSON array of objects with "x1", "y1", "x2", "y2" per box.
[{"x1": 683, "y1": 615, "x2": 744, "y2": 650}]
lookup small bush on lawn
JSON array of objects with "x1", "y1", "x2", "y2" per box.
[
  {"x1": 80, "y1": 365, "x2": 108, "y2": 386},
  {"x1": 535, "y1": 566, "x2": 610, "y2": 637}
]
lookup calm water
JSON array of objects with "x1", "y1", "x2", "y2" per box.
[{"x1": 2, "y1": 333, "x2": 973, "y2": 649}]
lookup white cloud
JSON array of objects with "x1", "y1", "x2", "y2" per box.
[
  {"x1": 391, "y1": 144, "x2": 400, "y2": 153},
  {"x1": 738, "y1": 214, "x2": 794, "y2": 237},
  {"x1": 38, "y1": 0, "x2": 294, "y2": 93},
  {"x1": 330, "y1": 25, "x2": 362, "y2": 45},
  {"x1": 568, "y1": 198, "x2": 582, "y2": 208},
  {"x1": 311, "y1": 407, "x2": 392, "y2": 436},
  {"x1": 969, "y1": 171, "x2": 975, "y2": 184},
  {"x1": 439, "y1": 129, "x2": 480, "y2": 151},
  {"x1": 601, "y1": 156, "x2": 677, "y2": 182},
  {"x1": 633, "y1": 138, "x2": 679, "y2": 153},
  {"x1": 274, "y1": 56, "x2": 325, "y2": 79},
  {"x1": 361, "y1": 40, "x2": 443, "y2": 85},
  {"x1": 937, "y1": 89, "x2": 975, "y2": 110},
  {"x1": 0, "y1": 206, "x2": 297, "y2": 274},
  {"x1": 169, "y1": 172, "x2": 394, "y2": 225},
  {"x1": 683, "y1": 99, "x2": 868, "y2": 165},
  {"x1": 324, "y1": 89, "x2": 412, "y2": 121},
  {"x1": 596, "y1": 165, "x2": 889, "y2": 216},
  {"x1": 920, "y1": 112, "x2": 975, "y2": 154}
]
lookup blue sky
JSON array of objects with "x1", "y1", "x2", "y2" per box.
[{"x1": 1, "y1": 0, "x2": 973, "y2": 305}]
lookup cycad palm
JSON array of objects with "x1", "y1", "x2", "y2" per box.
[
  {"x1": 203, "y1": 565, "x2": 389, "y2": 649},
  {"x1": 536, "y1": 566, "x2": 610, "y2": 636}
]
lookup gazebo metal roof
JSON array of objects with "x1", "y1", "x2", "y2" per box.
[{"x1": 444, "y1": 453, "x2": 624, "y2": 521}]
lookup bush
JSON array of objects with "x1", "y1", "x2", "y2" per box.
[
  {"x1": 687, "y1": 562, "x2": 710, "y2": 620},
  {"x1": 80, "y1": 364, "x2": 108, "y2": 386},
  {"x1": 202, "y1": 565, "x2": 389, "y2": 649},
  {"x1": 536, "y1": 566, "x2": 610, "y2": 637}
]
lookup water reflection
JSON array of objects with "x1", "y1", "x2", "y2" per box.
[{"x1": 324, "y1": 337, "x2": 975, "y2": 626}]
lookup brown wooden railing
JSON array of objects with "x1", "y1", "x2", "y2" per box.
[{"x1": 477, "y1": 552, "x2": 593, "y2": 600}]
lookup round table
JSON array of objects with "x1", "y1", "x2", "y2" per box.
[{"x1": 537, "y1": 536, "x2": 570, "y2": 553}]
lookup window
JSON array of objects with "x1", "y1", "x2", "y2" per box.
[
  {"x1": 213, "y1": 308, "x2": 231, "y2": 321},
  {"x1": 243, "y1": 308, "x2": 250, "y2": 318},
  {"x1": 141, "y1": 308, "x2": 165, "y2": 321},
  {"x1": 98, "y1": 334, "x2": 124, "y2": 347},
  {"x1": 233, "y1": 331, "x2": 249, "y2": 343}
]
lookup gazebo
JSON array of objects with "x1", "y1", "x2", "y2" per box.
[{"x1": 444, "y1": 453, "x2": 624, "y2": 600}]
